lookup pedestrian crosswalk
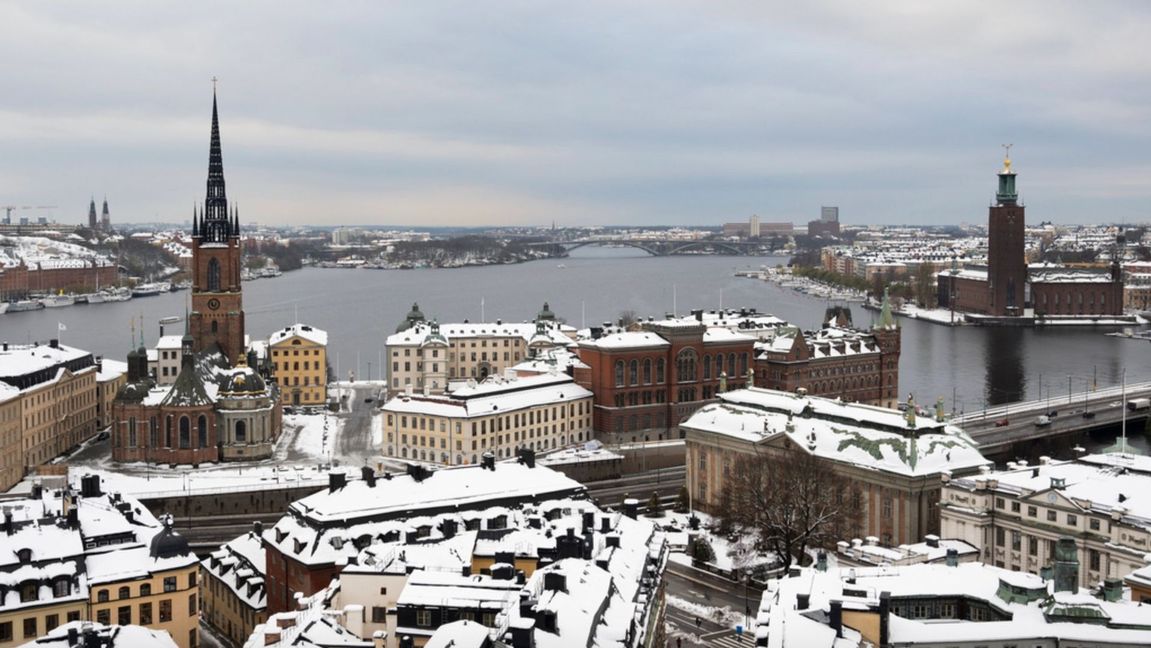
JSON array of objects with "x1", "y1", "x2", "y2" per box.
[{"x1": 704, "y1": 631, "x2": 755, "y2": 648}]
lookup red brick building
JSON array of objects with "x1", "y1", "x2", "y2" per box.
[
  {"x1": 0, "y1": 261, "x2": 118, "y2": 300},
  {"x1": 756, "y1": 304, "x2": 901, "y2": 408},
  {"x1": 574, "y1": 315, "x2": 755, "y2": 443}
]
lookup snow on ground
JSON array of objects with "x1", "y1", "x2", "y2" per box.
[
  {"x1": 370, "y1": 411, "x2": 384, "y2": 447},
  {"x1": 661, "y1": 511, "x2": 777, "y2": 574},
  {"x1": 896, "y1": 302, "x2": 965, "y2": 326},
  {"x1": 283, "y1": 412, "x2": 343, "y2": 463},
  {"x1": 667, "y1": 595, "x2": 743, "y2": 628}
]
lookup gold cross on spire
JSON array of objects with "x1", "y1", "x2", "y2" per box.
[{"x1": 1002, "y1": 143, "x2": 1013, "y2": 172}]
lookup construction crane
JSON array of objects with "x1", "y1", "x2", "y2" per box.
[{"x1": 0, "y1": 205, "x2": 57, "y2": 224}]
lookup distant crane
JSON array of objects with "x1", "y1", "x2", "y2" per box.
[{"x1": 0, "y1": 205, "x2": 57, "y2": 224}]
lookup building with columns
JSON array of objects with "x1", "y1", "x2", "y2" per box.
[{"x1": 683, "y1": 388, "x2": 987, "y2": 546}]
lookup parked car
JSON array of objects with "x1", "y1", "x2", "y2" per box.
[{"x1": 995, "y1": 418, "x2": 1010, "y2": 427}]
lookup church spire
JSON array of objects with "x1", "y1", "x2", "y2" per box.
[{"x1": 204, "y1": 78, "x2": 230, "y2": 241}]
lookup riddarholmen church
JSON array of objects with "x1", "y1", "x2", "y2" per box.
[{"x1": 111, "y1": 88, "x2": 282, "y2": 466}]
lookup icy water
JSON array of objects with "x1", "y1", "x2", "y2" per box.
[{"x1": 4, "y1": 247, "x2": 1151, "y2": 413}]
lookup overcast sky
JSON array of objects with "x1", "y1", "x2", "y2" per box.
[{"x1": 2, "y1": 1, "x2": 1150, "y2": 228}]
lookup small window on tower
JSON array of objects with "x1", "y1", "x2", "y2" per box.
[{"x1": 207, "y1": 258, "x2": 221, "y2": 292}]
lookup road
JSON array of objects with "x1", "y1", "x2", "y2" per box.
[{"x1": 663, "y1": 561, "x2": 760, "y2": 647}]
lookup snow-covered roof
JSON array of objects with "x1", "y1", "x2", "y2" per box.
[
  {"x1": 269, "y1": 323, "x2": 328, "y2": 347},
  {"x1": 578, "y1": 331, "x2": 670, "y2": 350},
  {"x1": 154, "y1": 335, "x2": 183, "y2": 350},
  {"x1": 683, "y1": 388, "x2": 989, "y2": 478},
  {"x1": 202, "y1": 530, "x2": 267, "y2": 612},
  {"x1": 756, "y1": 563, "x2": 1151, "y2": 647},
  {"x1": 425, "y1": 620, "x2": 491, "y2": 648},
  {"x1": 0, "y1": 342, "x2": 96, "y2": 392},
  {"x1": 1029, "y1": 266, "x2": 1117, "y2": 284},
  {"x1": 20, "y1": 621, "x2": 179, "y2": 648},
  {"x1": 97, "y1": 359, "x2": 128, "y2": 383},
  {"x1": 266, "y1": 463, "x2": 586, "y2": 567},
  {"x1": 947, "y1": 453, "x2": 1151, "y2": 532},
  {"x1": 387, "y1": 321, "x2": 575, "y2": 348},
  {"x1": 246, "y1": 584, "x2": 370, "y2": 648},
  {"x1": 383, "y1": 373, "x2": 591, "y2": 419}
]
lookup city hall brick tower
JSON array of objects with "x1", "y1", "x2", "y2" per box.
[
  {"x1": 189, "y1": 87, "x2": 245, "y2": 363},
  {"x1": 988, "y1": 147, "x2": 1026, "y2": 316}
]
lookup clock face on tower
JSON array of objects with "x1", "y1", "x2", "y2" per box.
[{"x1": 207, "y1": 298, "x2": 221, "y2": 311}]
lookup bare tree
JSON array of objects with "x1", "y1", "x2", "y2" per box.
[{"x1": 717, "y1": 449, "x2": 862, "y2": 571}]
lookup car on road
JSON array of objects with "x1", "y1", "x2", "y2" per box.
[
  {"x1": 363, "y1": 397, "x2": 374, "y2": 403},
  {"x1": 995, "y1": 418, "x2": 1010, "y2": 427},
  {"x1": 1035, "y1": 415, "x2": 1051, "y2": 427},
  {"x1": 1082, "y1": 411, "x2": 1096, "y2": 419}
]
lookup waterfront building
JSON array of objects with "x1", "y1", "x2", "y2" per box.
[
  {"x1": 268, "y1": 324, "x2": 328, "y2": 407},
  {"x1": 386, "y1": 303, "x2": 575, "y2": 396},
  {"x1": 379, "y1": 371, "x2": 592, "y2": 465},
  {"x1": 573, "y1": 311, "x2": 756, "y2": 443},
  {"x1": 753, "y1": 559, "x2": 1151, "y2": 647},
  {"x1": 242, "y1": 457, "x2": 666, "y2": 648},
  {"x1": 682, "y1": 387, "x2": 988, "y2": 546},
  {"x1": 0, "y1": 340, "x2": 98, "y2": 474},
  {"x1": 940, "y1": 452, "x2": 1151, "y2": 590},
  {"x1": 808, "y1": 206, "x2": 841, "y2": 238},
  {"x1": 756, "y1": 300, "x2": 901, "y2": 408},
  {"x1": 110, "y1": 89, "x2": 281, "y2": 466},
  {"x1": 935, "y1": 153, "x2": 1125, "y2": 318},
  {"x1": 0, "y1": 476, "x2": 198, "y2": 648},
  {"x1": 201, "y1": 529, "x2": 266, "y2": 648}
]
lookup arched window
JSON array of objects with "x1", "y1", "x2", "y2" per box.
[
  {"x1": 643, "y1": 359, "x2": 652, "y2": 384},
  {"x1": 656, "y1": 359, "x2": 665, "y2": 383},
  {"x1": 629, "y1": 360, "x2": 639, "y2": 385},
  {"x1": 211, "y1": 320, "x2": 218, "y2": 334},
  {"x1": 715, "y1": 353, "x2": 724, "y2": 377},
  {"x1": 197, "y1": 415, "x2": 208, "y2": 448},
  {"x1": 128, "y1": 417, "x2": 137, "y2": 448},
  {"x1": 165, "y1": 416, "x2": 173, "y2": 447},
  {"x1": 118, "y1": 586, "x2": 130, "y2": 600},
  {"x1": 207, "y1": 258, "x2": 221, "y2": 292},
  {"x1": 149, "y1": 417, "x2": 158, "y2": 447},
  {"x1": 179, "y1": 417, "x2": 190, "y2": 449},
  {"x1": 703, "y1": 355, "x2": 711, "y2": 380},
  {"x1": 676, "y1": 348, "x2": 697, "y2": 382},
  {"x1": 614, "y1": 361, "x2": 625, "y2": 387},
  {"x1": 235, "y1": 420, "x2": 247, "y2": 443},
  {"x1": 53, "y1": 578, "x2": 70, "y2": 598},
  {"x1": 729, "y1": 353, "x2": 737, "y2": 378}
]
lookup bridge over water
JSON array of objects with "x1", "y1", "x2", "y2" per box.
[
  {"x1": 528, "y1": 238, "x2": 777, "y2": 257},
  {"x1": 956, "y1": 381, "x2": 1151, "y2": 459}
]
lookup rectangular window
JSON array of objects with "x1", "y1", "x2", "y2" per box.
[
  {"x1": 1028, "y1": 537, "x2": 1038, "y2": 556},
  {"x1": 1047, "y1": 510, "x2": 1057, "y2": 522},
  {"x1": 160, "y1": 599, "x2": 172, "y2": 622},
  {"x1": 1090, "y1": 518, "x2": 1101, "y2": 531},
  {"x1": 1089, "y1": 549, "x2": 1101, "y2": 571},
  {"x1": 118, "y1": 605, "x2": 131, "y2": 626},
  {"x1": 416, "y1": 609, "x2": 431, "y2": 627},
  {"x1": 188, "y1": 593, "x2": 197, "y2": 616},
  {"x1": 1010, "y1": 501, "x2": 1020, "y2": 513},
  {"x1": 1067, "y1": 514, "x2": 1077, "y2": 527},
  {"x1": 371, "y1": 607, "x2": 387, "y2": 623},
  {"x1": 163, "y1": 576, "x2": 177, "y2": 592},
  {"x1": 1027, "y1": 506, "x2": 1037, "y2": 517},
  {"x1": 0, "y1": 622, "x2": 11, "y2": 642},
  {"x1": 96, "y1": 609, "x2": 110, "y2": 625},
  {"x1": 140, "y1": 602, "x2": 153, "y2": 625},
  {"x1": 22, "y1": 619, "x2": 35, "y2": 639},
  {"x1": 45, "y1": 615, "x2": 58, "y2": 632}
]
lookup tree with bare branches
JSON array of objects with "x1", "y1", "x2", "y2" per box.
[{"x1": 716, "y1": 449, "x2": 862, "y2": 571}]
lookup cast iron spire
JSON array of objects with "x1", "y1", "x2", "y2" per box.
[{"x1": 203, "y1": 78, "x2": 233, "y2": 242}]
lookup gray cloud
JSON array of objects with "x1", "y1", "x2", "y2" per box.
[{"x1": 2, "y1": 1, "x2": 1151, "y2": 226}]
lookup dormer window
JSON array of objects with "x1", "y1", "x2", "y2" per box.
[{"x1": 15, "y1": 548, "x2": 31, "y2": 564}]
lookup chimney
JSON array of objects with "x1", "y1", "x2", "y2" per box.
[
  {"x1": 622, "y1": 498, "x2": 638, "y2": 519},
  {"x1": 543, "y1": 571, "x2": 566, "y2": 593},
  {"x1": 361, "y1": 466, "x2": 376, "y2": 487},
  {"x1": 399, "y1": 636, "x2": 414, "y2": 648},
  {"x1": 924, "y1": 534, "x2": 940, "y2": 548},
  {"x1": 66, "y1": 508, "x2": 79, "y2": 529},
  {"x1": 49, "y1": 338, "x2": 59, "y2": 349},
  {"x1": 481, "y1": 452, "x2": 496, "y2": 471},
  {"x1": 510, "y1": 617, "x2": 535, "y2": 648},
  {"x1": 590, "y1": 327, "x2": 603, "y2": 340},
  {"x1": 796, "y1": 593, "x2": 810, "y2": 609},
  {"x1": 582, "y1": 511, "x2": 594, "y2": 532},
  {"x1": 1103, "y1": 577, "x2": 1123, "y2": 602},
  {"x1": 518, "y1": 448, "x2": 536, "y2": 469},
  {"x1": 253, "y1": 521, "x2": 264, "y2": 537},
  {"x1": 879, "y1": 592, "x2": 891, "y2": 647},
  {"x1": 829, "y1": 599, "x2": 843, "y2": 638},
  {"x1": 600, "y1": 516, "x2": 612, "y2": 533},
  {"x1": 815, "y1": 551, "x2": 828, "y2": 572},
  {"x1": 328, "y1": 472, "x2": 346, "y2": 492},
  {"x1": 2, "y1": 510, "x2": 11, "y2": 536},
  {"x1": 945, "y1": 548, "x2": 959, "y2": 567},
  {"x1": 67, "y1": 628, "x2": 79, "y2": 648},
  {"x1": 80, "y1": 474, "x2": 102, "y2": 498}
]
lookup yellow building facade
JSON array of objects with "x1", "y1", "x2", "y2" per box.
[{"x1": 268, "y1": 324, "x2": 328, "y2": 407}]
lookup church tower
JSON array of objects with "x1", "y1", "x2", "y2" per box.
[
  {"x1": 188, "y1": 86, "x2": 245, "y2": 364},
  {"x1": 88, "y1": 198, "x2": 97, "y2": 230},
  {"x1": 987, "y1": 147, "x2": 1026, "y2": 316},
  {"x1": 101, "y1": 197, "x2": 111, "y2": 230}
]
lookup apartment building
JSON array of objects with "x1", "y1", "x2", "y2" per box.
[
  {"x1": 268, "y1": 324, "x2": 328, "y2": 406},
  {"x1": 0, "y1": 475, "x2": 198, "y2": 648},
  {"x1": 0, "y1": 340, "x2": 98, "y2": 477},
  {"x1": 380, "y1": 371, "x2": 592, "y2": 465},
  {"x1": 201, "y1": 529, "x2": 266, "y2": 648}
]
